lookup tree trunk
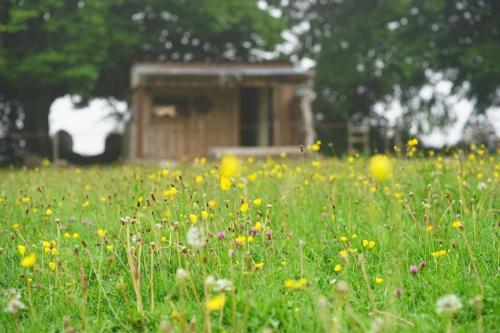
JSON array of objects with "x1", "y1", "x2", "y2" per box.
[{"x1": 21, "y1": 96, "x2": 55, "y2": 157}]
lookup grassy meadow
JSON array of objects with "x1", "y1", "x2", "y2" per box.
[{"x1": 0, "y1": 144, "x2": 499, "y2": 332}]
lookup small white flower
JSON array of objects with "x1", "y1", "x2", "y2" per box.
[
  {"x1": 436, "y1": 294, "x2": 462, "y2": 315},
  {"x1": 477, "y1": 182, "x2": 487, "y2": 190},
  {"x1": 176, "y1": 268, "x2": 189, "y2": 281},
  {"x1": 205, "y1": 275, "x2": 215, "y2": 288},
  {"x1": 120, "y1": 216, "x2": 134, "y2": 224},
  {"x1": 3, "y1": 289, "x2": 25, "y2": 314},
  {"x1": 187, "y1": 226, "x2": 206, "y2": 249},
  {"x1": 369, "y1": 317, "x2": 385, "y2": 333},
  {"x1": 213, "y1": 279, "x2": 235, "y2": 292}
]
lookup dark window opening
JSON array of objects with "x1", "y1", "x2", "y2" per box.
[{"x1": 239, "y1": 88, "x2": 259, "y2": 146}]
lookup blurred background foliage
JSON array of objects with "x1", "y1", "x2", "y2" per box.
[{"x1": 0, "y1": 0, "x2": 499, "y2": 158}]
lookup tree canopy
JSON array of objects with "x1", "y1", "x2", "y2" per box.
[
  {"x1": 277, "y1": 0, "x2": 500, "y2": 126},
  {"x1": 0, "y1": 0, "x2": 284, "y2": 154},
  {"x1": 1, "y1": 0, "x2": 499, "y2": 156}
]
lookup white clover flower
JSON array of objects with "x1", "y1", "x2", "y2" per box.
[
  {"x1": 436, "y1": 294, "x2": 462, "y2": 315},
  {"x1": 176, "y1": 268, "x2": 189, "y2": 281},
  {"x1": 204, "y1": 275, "x2": 215, "y2": 288},
  {"x1": 369, "y1": 317, "x2": 385, "y2": 333},
  {"x1": 213, "y1": 279, "x2": 235, "y2": 292},
  {"x1": 3, "y1": 289, "x2": 25, "y2": 314},
  {"x1": 187, "y1": 226, "x2": 206, "y2": 249}
]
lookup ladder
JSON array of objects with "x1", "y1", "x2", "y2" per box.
[{"x1": 347, "y1": 119, "x2": 370, "y2": 153}]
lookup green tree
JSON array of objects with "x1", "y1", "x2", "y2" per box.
[
  {"x1": 0, "y1": 0, "x2": 284, "y2": 155},
  {"x1": 278, "y1": 0, "x2": 500, "y2": 133}
]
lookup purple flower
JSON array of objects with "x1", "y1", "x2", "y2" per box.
[
  {"x1": 250, "y1": 227, "x2": 258, "y2": 235},
  {"x1": 394, "y1": 288, "x2": 402, "y2": 298},
  {"x1": 264, "y1": 229, "x2": 273, "y2": 240},
  {"x1": 419, "y1": 261, "x2": 426, "y2": 270},
  {"x1": 216, "y1": 231, "x2": 225, "y2": 240},
  {"x1": 409, "y1": 264, "x2": 419, "y2": 275}
]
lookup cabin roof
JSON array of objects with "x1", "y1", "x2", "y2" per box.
[{"x1": 131, "y1": 62, "x2": 314, "y2": 88}]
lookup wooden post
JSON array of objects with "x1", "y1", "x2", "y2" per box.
[
  {"x1": 298, "y1": 80, "x2": 316, "y2": 146},
  {"x1": 135, "y1": 87, "x2": 145, "y2": 159},
  {"x1": 52, "y1": 132, "x2": 59, "y2": 165}
]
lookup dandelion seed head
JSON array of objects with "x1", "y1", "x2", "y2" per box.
[{"x1": 435, "y1": 294, "x2": 462, "y2": 315}]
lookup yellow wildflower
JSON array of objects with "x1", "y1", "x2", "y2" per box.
[
  {"x1": 220, "y1": 155, "x2": 241, "y2": 178},
  {"x1": 240, "y1": 203, "x2": 249, "y2": 213},
  {"x1": 18, "y1": 245, "x2": 27, "y2": 256},
  {"x1": 284, "y1": 278, "x2": 308, "y2": 290},
  {"x1": 206, "y1": 294, "x2": 225, "y2": 312},
  {"x1": 235, "y1": 236, "x2": 247, "y2": 245},
  {"x1": 452, "y1": 220, "x2": 463, "y2": 229},
  {"x1": 248, "y1": 172, "x2": 258, "y2": 181},
  {"x1": 189, "y1": 214, "x2": 198, "y2": 224},
  {"x1": 375, "y1": 276, "x2": 384, "y2": 284},
  {"x1": 334, "y1": 264, "x2": 342, "y2": 272},
  {"x1": 48, "y1": 262, "x2": 56, "y2": 271},
  {"x1": 368, "y1": 155, "x2": 392, "y2": 182},
  {"x1": 253, "y1": 198, "x2": 262, "y2": 206},
  {"x1": 407, "y1": 138, "x2": 419, "y2": 147},
  {"x1": 163, "y1": 187, "x2": 177, "y2": 198},
  {"x1": 220, "y1": 177, "x2": 232, "y2": 191},
  {"x1": 97, "y1": 229, "x2": 107, "y2": 238},
  {"x1": 20, "y1": 253, "x2": 36, "y2": 268},
  {"x1": 254, "y1": 221, "x2": 262, "y2": 231},
  {"x1": 431, "y1": 249, "x2": 447, "y2": 258}
]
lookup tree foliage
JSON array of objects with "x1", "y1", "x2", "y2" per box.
[
  {"x1": 278, "y1": 0, "x2": 500, "y2": 123},
  {"x1": 0, "y1": 0, "x2": 284, "y2": 154}
]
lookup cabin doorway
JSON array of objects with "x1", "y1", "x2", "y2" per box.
[{"x1": 239, "y1": 87, "x2": 273, "y2": 146}]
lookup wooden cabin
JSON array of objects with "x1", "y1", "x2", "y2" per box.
[{"x1": 125, "y1": 62, "x2": 315, "y2": 161}]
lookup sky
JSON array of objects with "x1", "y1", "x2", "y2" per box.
[{"x1": 49, "y1": 96, "x2": 127, "y2": 155}]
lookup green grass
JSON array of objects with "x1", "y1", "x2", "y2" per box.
[{"x1": 0, "y1": 152, "x2": 499, "y2": 332}]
